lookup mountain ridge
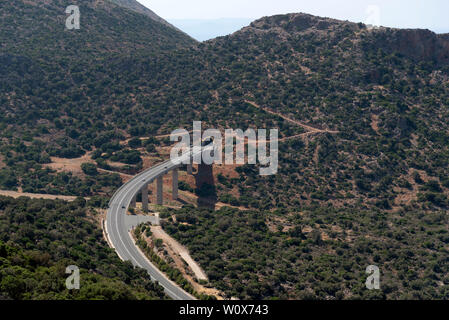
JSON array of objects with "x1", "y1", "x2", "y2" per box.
[
  {"x1": 107, "y1": 0, "x2": 193, "y2": 39},
  {"x1": 226, "y1": 12, "x2": 449, "y2": 66}
]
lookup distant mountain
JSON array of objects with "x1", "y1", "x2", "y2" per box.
[{"x1": 168, "y1": 18, "x2": 253, "y2": 41}]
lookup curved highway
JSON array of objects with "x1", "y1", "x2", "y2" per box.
[{"x1": 105, "y1": 146, "x2": 212, "y2": 300}]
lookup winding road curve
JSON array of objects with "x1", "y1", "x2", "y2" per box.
[{"x1": 105, "y1": 146, "x2": 211, "y2": 300}]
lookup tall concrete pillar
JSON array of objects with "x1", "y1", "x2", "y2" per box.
[
  {"x1": 187, "y1": 163, "x2": 193, "y2": 175},
  {"x1": 142, "y1": 183, "x2": 149, "y2": 213},
  {"x1": 130, "y1": 194, "x2": 136, "y2": 208},
  {"x1": 156, "y1": 176, "x2": 163, "y2": 205},
  {"x1": 172, "y1": 168, "x2": 178, "y2": 200}
]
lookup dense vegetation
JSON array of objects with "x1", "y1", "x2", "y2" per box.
[
  {"x1": 0, "y1": 196, "x2": 167, "y2": 299},
  {"x1": 163, "y1": 205, "x2": 449, "y2": 300},
  {"x1": 1, "y1": 0, "x2": 449, "y2": 300},
  {"x1": 200, "y1": 16, "x2": 449, "y2": 212}
]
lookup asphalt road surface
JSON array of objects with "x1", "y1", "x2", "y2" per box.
[{"x1": 106, "y1": 145, "x2": 213, "y2": 300}]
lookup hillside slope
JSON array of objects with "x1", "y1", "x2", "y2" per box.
[
  {"x1": 1, "y1": 4, "x2": 449, "y2": 300},
  {"x1": 0, "y1": 196, "x2": 167, "y2": 300},
  {"x1": 197, "y1": 13, "x2": 449, "y2": 213},
  {"x1": 0, "y1": 0, "x2": 196, "y2": 196},
  {"x1": 164, "y1": 14, "x2": 449, "y2": 299},
  {"x1": 108, "y1": 0, "x2": 184, "y2": 33}
]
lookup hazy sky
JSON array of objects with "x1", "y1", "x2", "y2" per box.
[{"x1": 138, "y1": 0, "x2": 449, "y2": 33}]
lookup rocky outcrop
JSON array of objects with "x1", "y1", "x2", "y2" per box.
[
  {"x1": 249, "y1": 12, "x2": 351, "y2": 33},
  {"x1": 249, "y1": 12, "x2": 449, "y2": 66},
  {"x1": 370, "y1": 28, "x2": 449, "y2": 65}
]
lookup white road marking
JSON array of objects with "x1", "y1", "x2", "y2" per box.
[{"x1": 106, "y1": 147, "x2": 211, "y2": 300}]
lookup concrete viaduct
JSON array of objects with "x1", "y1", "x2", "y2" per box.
[
  {"x1": 106, "y1": 144, "x2": 214, "y2": 299},
  {"x1": 129, "y1": 161, "x2": 193, "y2": 212}
]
